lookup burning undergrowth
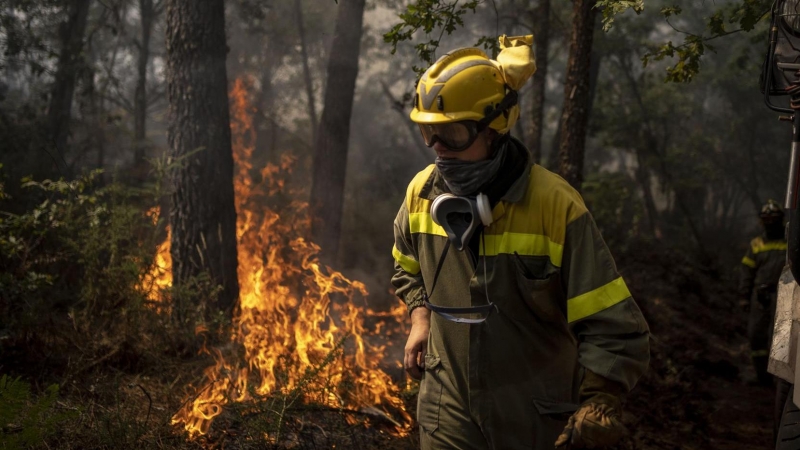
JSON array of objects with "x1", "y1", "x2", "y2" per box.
[{"x1": 150, "y1": 77, "x2": 412, "y2": 443}]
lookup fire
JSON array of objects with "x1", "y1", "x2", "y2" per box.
[
  {"x1": 167, "y1": 76, "x2": 411, "y2": 439},
  {"x1": 141, "y1": 207, "x2": 172, "y2": 310}
]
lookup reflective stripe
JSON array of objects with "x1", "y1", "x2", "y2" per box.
[
  {"x1": 408, "y1": 213, "x2": 564, "y2": 266},
  {"x1": 392, "y1": 245, "x2": 420, "y2": 275},
  {"x1": 481, "y1": 232, "x2": 563, "y2": 267},
  {"x1": 405, "y1": 165, "x2": 435, "y2": 211},
  {"x1": 751, "y1": 349, "x2": 769, "y2": 357},
  {"x1": 741, "y1": 256, "x2": 756, "y2": 268},
  {"x1": 568, "y1": 277, "x2": 631, "y2": 323},
  {"x1": 409, "y1": 212, "x2": 447, "y2": 237},
  {"x1": 753, "y1": 242, "x2": 787, "y2": 254}
]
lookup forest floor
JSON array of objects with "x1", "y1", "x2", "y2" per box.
[
  {"x1": 11, "y1": 239, "x2": 776, "y2": 450},
  {"x1": 616, "y1": 241, "x2": 774, "y2": 450}
]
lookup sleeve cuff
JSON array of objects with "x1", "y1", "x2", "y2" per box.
[{"x1": 404, "y1": 286, "x2": 427, "y2": 313}]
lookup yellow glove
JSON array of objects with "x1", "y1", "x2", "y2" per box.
[{"x1": 555, "y1": 370, "x2": 628, "y2": 449}]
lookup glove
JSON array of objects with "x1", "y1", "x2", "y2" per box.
[
  {"x1": 554, "y1": 403, "x2": 626, "y2": 449},
  {"x1": 555, "y1": 370, "x2": 628, "y2": 449}
]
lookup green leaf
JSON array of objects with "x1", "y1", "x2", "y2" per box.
[
  {"x1": 383, "y1": 0, "x2": 483, "y2": 74},
  {"x1": 661, "y1": 6, "x2": 682, "y2": 18},
  {"x1": 596, "y1": 0, "x2": 645, "y2": 31},
  {"x1": 708, "y1": 10, "x2": 726, "y2": 35}
]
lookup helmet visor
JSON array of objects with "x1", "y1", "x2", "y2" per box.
[{"x1": 418, "y1": 121, "x2": 479, "y2": 151}]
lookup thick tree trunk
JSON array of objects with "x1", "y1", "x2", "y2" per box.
[
  {"x1": 309, "y1": 0, "x2": 366, "y2": 263},
  {"x1": 527, "y1": 0, "x2": 550, "y2": 164},
  {"x1": 133, "y1": 0, "x2": 155, "y2": 174},
  {"x1": 165, "y1": 0, "x2": 239, "y2": 312},
  {"x1": 557, "y1": 0, "x2": 598, "y2": 192},
  {"x1": 295, "y1": 0, "x2": 318, "y2": 144},
  {"x1": 47, "y1": 0, "x2": 91, "y2": 158}
]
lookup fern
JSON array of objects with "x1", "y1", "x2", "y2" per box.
[{"x1": 0, "y1": 374, "x2": 75, "y2": 448}]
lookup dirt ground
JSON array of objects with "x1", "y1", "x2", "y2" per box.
[{"x1": 616, "y1": 241, "x2": 774, "y2": 450}]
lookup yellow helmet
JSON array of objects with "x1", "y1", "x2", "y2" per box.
[
  {"x1": 409, "y1": 35, "x2": 536, "y2": 135},
  {"x1": 410, "y1": 48, "x2": 517, "y2": 134},
  {"x1": 760, "y1": 199, "x2": 785, "y2": 222}
]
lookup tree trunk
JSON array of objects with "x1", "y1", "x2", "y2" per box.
[
  {"x1": 255, "y1": 43, "x2": 280, "y2": 162},
  {"x1": 133, "y1": 0, "x2": 155, "y2": 176},
  {"x1": 634, "y1": 149, "x2": 660, "y2": 238},
  {"x1": 557, "y1": 0, "x2": 598, "y2": 192},
  {"x1": 547, "y1": 114, "x2": 562, "y2": 170},
  {"x1": 165, "y1": 0, "x2": 239, "y2": 312},
  {"x1": 47, "y1": 0, "x2": 91, "y2": 159},
  {"x1": 295, "y1": 0, "x2": 318, "y2": 144},
  {"x1": 309, "y1": 0, "x2": 366, "y2": 263},
  {"x1": 527, "y1": 0, "x2": 550, "y2": 164}
]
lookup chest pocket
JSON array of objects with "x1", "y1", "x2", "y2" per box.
[{"x1": 486, "y1": 252, "x2": 566, "y2": 323}]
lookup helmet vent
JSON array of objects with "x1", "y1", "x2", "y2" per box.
[{"x1": 437, "y1": 96, "x2": 444, "y2": 111}]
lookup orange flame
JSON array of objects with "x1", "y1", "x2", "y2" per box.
[
  {"x1": 141, "y1": 207, "x2": 172, "y2": 311},
  {"x1": 167, "y1": 76, "x2": 410, "y2": 438}
]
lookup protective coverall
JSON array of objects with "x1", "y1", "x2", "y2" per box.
[
  {"x1": 740, "y1": 235, "x2": 787, "y2": 384},
  {"x1": 392, "y1": 148, "x2": 650, "y2": 449}
]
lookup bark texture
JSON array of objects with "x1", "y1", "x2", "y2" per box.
[
  {"x1": 557, "y1": 0, "x2": 598, "y2": 192},
  {"x1": 309, "y1": 0, "x2": 366, "y2": 262},
  {"x1": 166, "y1": 0, "x2": 239, "y2": 311},
  {"x1": 526, "y1": 0, "x2": 550, "y2": 164},
  {"x1": 47, "y1": 0, "x2": 91, "y2": 157}
]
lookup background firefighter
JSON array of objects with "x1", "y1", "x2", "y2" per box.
[
  {"x1": 740, "y1": 200, "x2": 787, "y2": 387},
  {"x1": 391, "y1": 35, "x2": 650, "y2": 449}
]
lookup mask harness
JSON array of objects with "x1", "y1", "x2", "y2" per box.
[{"x1": 423, "y1": 192, "x2": 497, "y2": 324}]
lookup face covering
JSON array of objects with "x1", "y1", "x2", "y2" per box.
[
  {"x1": 435, "y1": 140, "x2": 508, "y2": 196},
  {"x1": 765, "y1": 222, "x2": 785, "y2": 241}
]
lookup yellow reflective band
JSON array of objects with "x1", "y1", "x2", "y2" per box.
[
  {"x1": 481, "y1": 232, "x2": 563, "y2": 267},
  {"x1": 741, "y1": 256, "x2": 756, "y2": 268},
  {"x1": 392, "y1": 245, "x2": 420, "y2": 275},
  {"x1": 568, "y1": 277, "x2": 631, "y2": 323},
  {"x1": 753, "y1": 242, "x2": 787, "y2": 254},
  {"x1": 409, "y1": 212, "x2": 447, "y2": 237},
  {"x1": 751, "y1": 349, "x2": 769, "y2": 357}
]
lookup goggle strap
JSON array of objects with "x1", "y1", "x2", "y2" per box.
[{"x1": 477, "y1": 87, "x2": 519, "y2": 131}]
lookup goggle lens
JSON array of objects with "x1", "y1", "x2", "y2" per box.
[{"x1": 418, "y1": 122, "x2": 477, "y2": 151}]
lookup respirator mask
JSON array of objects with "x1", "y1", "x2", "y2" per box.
[
  {"x1": 430, "y1": 193, "x2": 493, "y2": 250},
  {"x1": 423, "y1": 192, "x2": 497, "y2": 324}
]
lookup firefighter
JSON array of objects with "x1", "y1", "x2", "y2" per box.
[
  {"x1": 391, "y1": 35, "x2": 650, "y2": 449},
  {"x1": 740, "y1": 200, "x2": 787, "y2": 386}
]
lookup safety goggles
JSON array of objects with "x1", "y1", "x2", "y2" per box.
[{"x1": 418, "y1": 121, "x2": 486, "y2": 152}]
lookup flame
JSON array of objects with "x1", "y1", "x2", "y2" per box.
[
  {"x1": 167, "y1": 76, "x2": 411, "y2": 438},
  {"x1": 141, "y1": 207, "x2": 172, "y2": 311}
]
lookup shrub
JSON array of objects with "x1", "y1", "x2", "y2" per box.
[
  {"x1": 0, "y1": 166, "x2": 219, "y2": 381},
  {"x1": 0, "y1": 374, "x2": 74, "y2": 448}
]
